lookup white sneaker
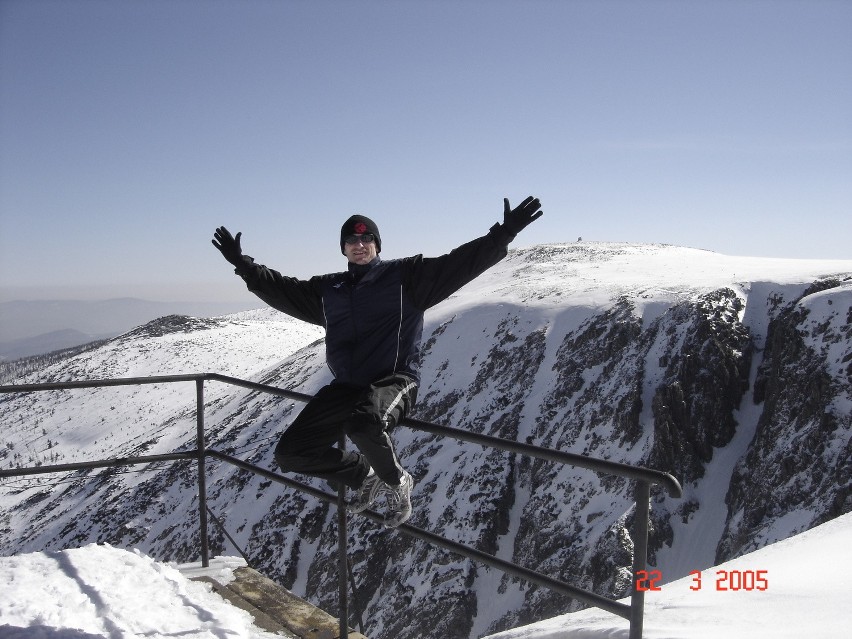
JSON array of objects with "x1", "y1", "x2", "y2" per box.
[
  {"x1": 383, "y1": 470, "x2": 414, "y2": 528},
  {"x1": 348, "y1": 472, "x2": 383, "y2": 513}
]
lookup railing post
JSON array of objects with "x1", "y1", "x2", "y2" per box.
[
  {"x1": 196, "y1": 378, "x2": 210, "y2": 568},
  {"x1": 629, "y1": 480, "x2": 651, "y2": 639},
  {"x1": 337, "y1": 436, "x2": 349, "y2": 639}
]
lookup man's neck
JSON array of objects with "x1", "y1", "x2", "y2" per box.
[{"x1": 348, "y1": 255, "x2": 381, "y2": 281}]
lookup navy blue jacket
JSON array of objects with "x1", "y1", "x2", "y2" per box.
[{"x1": 233, "y1": 223, "x2": 515, "y2": 386}]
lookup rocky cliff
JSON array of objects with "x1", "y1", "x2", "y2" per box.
[{"x1": 1, "y1": 244, "x2": 849, "y2": 639}]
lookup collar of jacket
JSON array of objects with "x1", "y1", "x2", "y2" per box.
[{"x1": 347, "y1": 255, "x2": 382, "y2": 283}]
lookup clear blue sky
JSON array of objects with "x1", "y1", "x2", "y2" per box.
[{"x1": 1, "y1": 0, "x2": 850, "y2": 302}]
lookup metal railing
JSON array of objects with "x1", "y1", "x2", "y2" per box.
[{"x1": 1, "y1": 373, "x2": 682, "y2": 639}]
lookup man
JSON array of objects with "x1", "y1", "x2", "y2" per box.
[{"x1": 212, "y1": 196, "x2": 543, "y2": 527}]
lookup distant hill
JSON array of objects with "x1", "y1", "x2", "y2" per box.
[
  {"x1": 0, "y1": 298, "x2": 259, "y2": 360},
  {"x1": 0, "y1": 328, "x2": 112, "y2": 362}
]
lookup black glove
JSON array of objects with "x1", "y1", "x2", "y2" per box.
[
  {"x1": 502, "y1": 196, "x2": 543, "y2": 235},
  {"x1": 212, "y1": 226, "x2": 244, "y2": 266}
]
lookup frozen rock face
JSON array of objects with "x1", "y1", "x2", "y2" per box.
[
  {"x1": 1, "y1": 244, "x2": 850, "y2": 639},
  {"x1": 383, "y1": 288, "x2": 755, "y2": 636},
  {"x1": 718, "y1": 279, "x2": 852, "y2": 561},
  {"x1": 648, "y1": 289, "x2": 752, "y2": 483}
]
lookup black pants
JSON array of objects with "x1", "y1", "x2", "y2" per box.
[{"x1": 274, "y1": 374, "x2": 418, "y2": 489}]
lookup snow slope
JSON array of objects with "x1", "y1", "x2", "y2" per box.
[
  {"x1": 0, "y1": 511, "x2": 849, "y2": 639},
  {"x1": 482, "y1": 510, "x2": 852, "y2": 639},
  {"x1": 0, "y1": 544, "x2": 279, "y2": 639}
]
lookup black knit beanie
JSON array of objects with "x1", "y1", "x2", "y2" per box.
[{"x1": 340, "y1": 215, "x2": 381, "y2": 254}]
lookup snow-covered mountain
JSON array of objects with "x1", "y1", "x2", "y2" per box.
[{"x1": 1, "y1": 242, "x2": 850, "y2": 639}]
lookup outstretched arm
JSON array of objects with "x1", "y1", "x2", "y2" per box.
[
  {"x1": 405, "y1": 196, "x2": 544, "y2": 309},
  {"x1": 211, "y1": 226, "x2": 325, "y2": 325}
]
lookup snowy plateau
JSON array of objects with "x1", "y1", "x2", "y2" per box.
[{"x1": 1, "y1": 242, "x2": 850, "y2": 639}]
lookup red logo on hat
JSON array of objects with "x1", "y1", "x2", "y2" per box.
[{"x1": 354, "y1": 222, "x2": 368, "y2": 234}]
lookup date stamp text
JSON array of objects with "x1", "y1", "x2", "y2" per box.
[{"x1": 635, "y1": 569, "x2": 769, "y2": 592}]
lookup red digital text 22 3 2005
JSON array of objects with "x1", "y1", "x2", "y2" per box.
[{"x1": 635, "y1": 569, "x2": 769, "y2": 592}]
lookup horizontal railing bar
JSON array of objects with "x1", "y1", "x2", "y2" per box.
[
  {"x1": 404, "y1": 416, "x2": 683, "y2": 499},
  {"x1": 205, "y1": 449, "x2": 334, "y2": 503},
  {"x1": 0, "y1": 374, "x2": 204, "y2": 393},
  {"x1": 0, "y1": 451, "x2": 198, "y2": 479},
  {"x1": 205, "y1": 376, "x2": 680, "y2": 497},
  {"x1": 1, "y1": 375, "x2": 682, "y2": 497},
  {"x1": 391, "y1": 515, "x2": 631, "y2": 619},
  {"x1": 206, "y1": 450, "x2": 631, "y2": 619},
  {"x1": 0, "y1": 373, "x2": 309, "y2": 400},
  {"x1": 204, "y1": 373, "x2": 314, "y2": 403}
]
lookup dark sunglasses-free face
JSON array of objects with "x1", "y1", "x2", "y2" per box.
[{"x1": 343, "y1": 233, "x2": 376, "y2": 245}]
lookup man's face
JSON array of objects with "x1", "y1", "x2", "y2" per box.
[{"x1": 343, "y1": 234, "x2": 378, "y2": 265}]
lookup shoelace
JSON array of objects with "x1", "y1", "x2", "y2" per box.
[
  {"x1": 384, "y1": 477, "x2": 409, "y2": 508},
  {"x1": 358, "y1": 475, "x2": 377, "y2": 496},
  {"x1": 384, "y1": 485, "x2": 402, "y2": 507}
]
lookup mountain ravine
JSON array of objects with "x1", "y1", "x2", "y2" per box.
[{"x1": 1, "y1": 243, "x2": 850, "y2": 639}]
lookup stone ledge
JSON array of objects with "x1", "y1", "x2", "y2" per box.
[{"x1": 183, "y1": 559, "x2": 368, "y2": 639}]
